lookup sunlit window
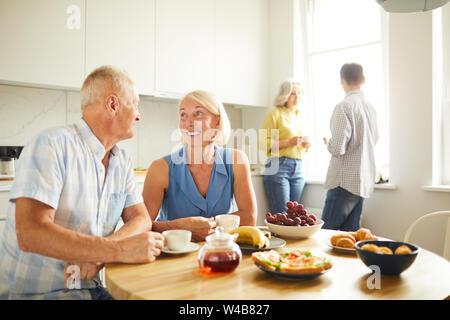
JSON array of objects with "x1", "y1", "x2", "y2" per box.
[
  {"x1": 432, "y1": 4, "x2": 450, "y2": 185},
  {"x1": 300, "y1": 0, "x2": 389, "y2": 181}
]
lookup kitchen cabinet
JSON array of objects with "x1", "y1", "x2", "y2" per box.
[
  {"x1": 0, "y1": 0, "x2": 270, "y2": 107},
  {"x1": 0, "y1": 220, "x2": 5, "y2": 239},
  {"x1": 215, "y1": 0, "x2": 269, "y2": 107},
  {"x1": 0, "y1": 191, "x2": 9, "y2": 239},
  {"x1": 85, "y1": 0, "x2": 155, "y2": 96},
  {"x1": 154, "y1": 0, "x2": 215, "y2": 96},
  {"x1": 0, "y1": 0, "x2": 85, "y2": 88},
  {"x1": 0, "y1": 191, "x2": 9, "y2": 221},
  {"x1": 251, "y1": 175, "x2": 269, "y2": 226}
]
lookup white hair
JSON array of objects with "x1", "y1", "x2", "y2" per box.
[
  {"x1": 272, "y1": 79, "x2": 303, "y2": 107},
  {"x1": 179, "y1": 90, "x2": 231, "y2": 146},
  {"x1": 80, "y1": 65, "x2": 132, "y2": 110}
]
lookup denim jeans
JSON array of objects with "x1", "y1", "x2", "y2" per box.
[
  {"x1": 263, "y1": 157, "x2": 306, "y2": 214},
  {"x1": 321, "y1": 187, "x2": 364, "y2": 231},
  {"x1": 88, "y1": 284, "x2": 115, "y2": 300}
]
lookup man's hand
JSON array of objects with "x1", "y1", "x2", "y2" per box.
[
  {"x1": 116, "y1": 231, "x2": 164, "y2": 263},
  {"x1": 323, "y1": 137, "x2": 329, "y2": 145},
  {"x1": 64, "y1": 262, "x2": 104, "y2": 288}
]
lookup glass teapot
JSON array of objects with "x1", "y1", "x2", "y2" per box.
[{"x1": 198, "y1": 226, "x2": 242, "y2": 273}]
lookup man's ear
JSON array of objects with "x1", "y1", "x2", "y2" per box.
[
  {"x1": 361, "y1": 77, "x2": 366, "y2": 85},
  {"x1": 106, "y1": 95, "x2": 119, "y2": 113},
  {"x1": 216, "y1": 115, "x2": 221, "y2": 127}
]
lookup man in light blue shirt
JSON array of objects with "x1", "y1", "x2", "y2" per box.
[{"x1": 0, "y1": 66, "x2": 164, "y2": 299}]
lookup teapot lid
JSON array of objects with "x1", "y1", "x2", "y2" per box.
[{"x1": 205, "y1": 226, "x2": 234, "y2": 246}]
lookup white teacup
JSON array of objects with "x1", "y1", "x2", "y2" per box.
[
  {"x1": 162, "y1": 230, "x2": 192, "y2": 251},
  {"x1": 215, "y1": 214, "x2": 240, "y2": 232},
  {"x1": 302, "y1": 135, "x2": 311, "y2": 143}
]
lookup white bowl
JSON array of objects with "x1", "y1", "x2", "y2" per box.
[{"x1": 264, "y1": 219, "x2": 324, "y2": 239}]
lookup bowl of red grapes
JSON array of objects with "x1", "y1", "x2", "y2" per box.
[{"x1": 264, "y1": 201, "x2": 324, "y2": 239}]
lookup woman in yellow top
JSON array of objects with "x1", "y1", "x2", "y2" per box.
[{"x1": 261, "y1": 79, "x2": 310, "y2": 215}]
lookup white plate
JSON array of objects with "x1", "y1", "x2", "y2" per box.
[
  {"x1": 162, "y1": 242, "x2": 199, "y2": 254},
  {"x1": 325, "y1": 239, "x2": 356, "y2": 254},
  {"x1": 255, "y1": 264, "x2": 331, "y2": 280},
  {"x1": 238, "y1": 236, "x2": 286, "y2": 252}
]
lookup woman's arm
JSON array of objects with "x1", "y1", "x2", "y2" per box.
[
  {"x1": 231, "y1": 149, "x2": 257, "y2": 226},
  {"x1": 261, "y1": 109, "x2": 302, "y2": 153},
  {"x1": 142, "y1": 158, "x2": 216, "y2": 240},
  {"x1": 142, "y1": 158, "x2": 169, "y2": 223}
]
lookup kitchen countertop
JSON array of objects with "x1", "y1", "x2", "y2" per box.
[{"x1": 0, "y1": 175, "x2": 397, "y2": 191}]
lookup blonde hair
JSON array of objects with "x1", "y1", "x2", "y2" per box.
[
  {"x1": 179, "y1": 90, "x2": 231, "y2": 146},
  {"x1": 80, "y1": 65, "x2": 133, "y2": 110},
  {"x1": 272, "y1": 79, "x2": 303, "y2": 107}
]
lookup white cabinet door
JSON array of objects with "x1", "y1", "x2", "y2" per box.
[
  {"x1": 155, "y1": 0, "x2": 215, "y2": 96},
  {"x1": 0, "y1": 220, "x2": 5, "y2": 239},
  {"x1": 85, "y1": 0, "x2": 155, "y2": 96},
  {"x1": 0, "y1": 191, "x2": 10, "y2": 220},
  {"x1": 251, "y1": 175, "x2": 270, "y2": 226},
  {"x1": 215, "y1": 0, "x2": 269, "y2": 107},
  {"x1": 0, "y1": 0, "x2": 85, "y2": 88}
]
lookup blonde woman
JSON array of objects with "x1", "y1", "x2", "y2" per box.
[
  {"x1": 261, "y1": 79, "x2": 310, "y2": 215},
  {"x1": 142, "y1": 90, "x2": 256, "y2": 241}
]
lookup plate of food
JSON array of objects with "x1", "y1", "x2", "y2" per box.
[
  {"x1": 327, "y1": 228, "x2": 378, "y2": 254},
  {"x1": 227, "y1": 226, "x2": 286, "y2": 252},
  {"x1": 238, "y1": 236, "x2": 286, "y2": 252},
  {"x1": 252, "y1": 249, "x2": 332, "y2": 279}
]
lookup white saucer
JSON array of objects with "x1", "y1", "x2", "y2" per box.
[{"x1": 162, "y1": 242, "x2": 199, "y2": 254}]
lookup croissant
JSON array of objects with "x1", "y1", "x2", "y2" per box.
[
  {"x1": 378, "y1": 247, "x2": 393, "y2": 254},
  {"x1": 335, "y1": 237, "x2": 355, "y2": 248},
  {"x1": 331, "y1": 233, "x2": 356, "y2": 246},
  {"x1": 395, "y1": 245, "x2": 412, "y2": 255},
  {"x1": 356, "y1": 228, "x2": 375, "y2": 241},
  {"x1": 361, "y1": 244, "x2": 379, "y2": 252}
]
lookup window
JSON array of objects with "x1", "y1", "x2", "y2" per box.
[
  {"x1": 298, "y1": 0, "x2": 389, "y2": 181},
  {"x1": 432, "y1": 4, "x2": 450, "y2": 186}
]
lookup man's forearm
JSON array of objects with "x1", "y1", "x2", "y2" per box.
[{"x1": 17, "y1": 221, "x2": 122, "y2": 264}]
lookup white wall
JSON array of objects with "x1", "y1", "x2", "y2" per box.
[{"x1": 0, "y1": 84, "x2": 242, "y2": 169}]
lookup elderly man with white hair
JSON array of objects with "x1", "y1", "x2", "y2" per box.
[{"x1": 0, "y1": 66, "x2": 164, "y2": 300}]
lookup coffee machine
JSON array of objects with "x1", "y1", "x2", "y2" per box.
[{"x1": 0, "y1": 146, "x2": 24, "y2": 180}]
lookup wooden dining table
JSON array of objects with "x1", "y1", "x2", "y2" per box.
[{"x1": 105, "y1": 229, "x2": 450, "y2": 300}]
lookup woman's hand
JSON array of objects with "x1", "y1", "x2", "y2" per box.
[
  {"x1": 172, "y1": 217, "x2": 217, "y2": 242},
  {"x1": 288, "y1": 136, "x2": 303, "y2": 147},
  {"x1": 301, "y1": 141, "x2": 311, "y2": 149}
]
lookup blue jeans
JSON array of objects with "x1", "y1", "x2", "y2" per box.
[
  {"x1": 263, "y1": 157, "x2": 306, "y2": 214},
  {"x1": 88, "y1": 284, "x2": 115, "y2": 300},
  {"x1": 321, "y1": 187, "x2": 364, "y2": 231}
]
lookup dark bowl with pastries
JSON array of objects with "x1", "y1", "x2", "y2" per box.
[{"x1": 354, "y1": 240, "x2": 419, "y2": 275}]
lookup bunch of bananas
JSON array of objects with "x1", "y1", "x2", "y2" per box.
[{"x1": 228, "y1": 226, "x2": 271, "y2": 249}]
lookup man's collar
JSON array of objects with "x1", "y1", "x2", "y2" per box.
[
  {"x1": 75, "y1": 119, "x2": 119, "y2": 159},
  {"x1": 346, "y1": 89, "x2": 363, "y2": 96}
]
